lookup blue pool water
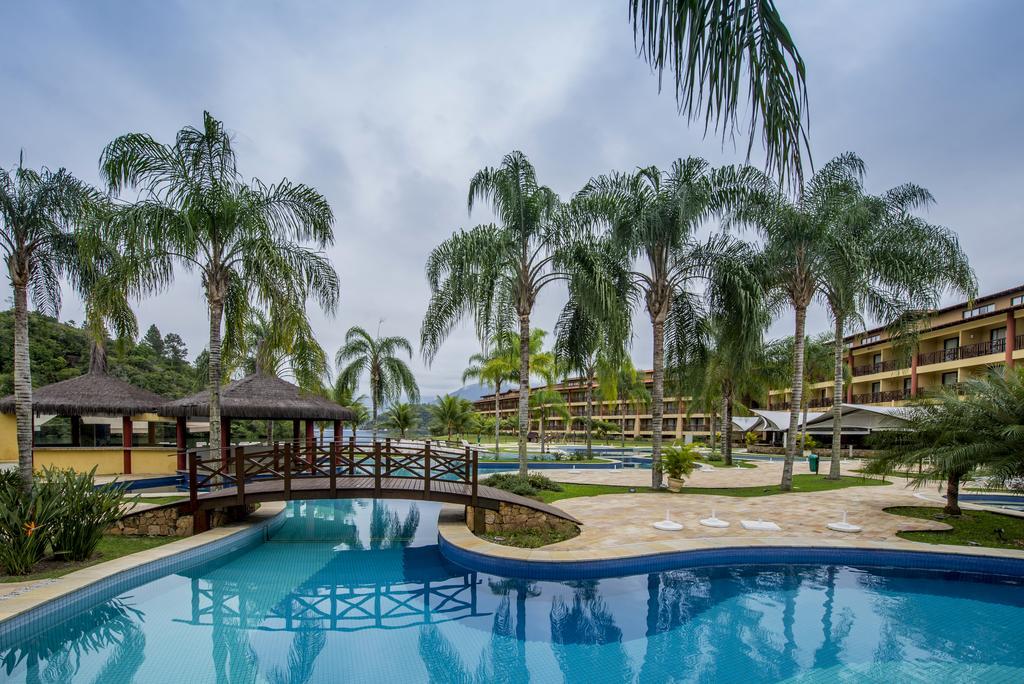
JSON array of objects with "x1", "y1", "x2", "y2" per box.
[{"x1": 3, "y1": 500, "x2": 1024, "y2": 683}]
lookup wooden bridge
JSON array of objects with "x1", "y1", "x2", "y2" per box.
[{"x1": 186, "y1": 437, "x2": 578, "y2": 533}]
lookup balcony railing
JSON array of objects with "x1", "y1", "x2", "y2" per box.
[
  {"x1": 851, "y1": 359, "x2": 906, "y2": 376},
  {"x1": 851, "y1": 389, "x2": 912, "y2": 404},
  {"x1": 807, "y1": 397, "x2": 834, "y2": 408},
  {"x1": 917, "y1": 338, "x2": 1007, "y2": 366}
]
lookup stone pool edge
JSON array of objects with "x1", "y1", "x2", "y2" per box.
[
  {"x1": 436, "y1": 515, "x2": 1024, "y2": 580},
  {"x1": 0, "y1": 502, "x2": 287, "y2": 640}
]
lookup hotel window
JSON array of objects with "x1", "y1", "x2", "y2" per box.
[
  {"x1": 870, "y1": 381, "x2": 881, "y2": 396},
  {"x1": 941, "y1": 371, "x2": 958, "y2": 387},
  {"x1": 903, "y1": 377, "x2": 912, "y2": 395},
  {"x1": 991, "y1": 327, "x2": 1007, "y2": 352},
  {"x1": 861, "y1": 334, "x2": 881, "y2": 345},
  {"x1": 962, "y1": 303, "x2": 995, "y2": 319},
  {"x1": 943, "y1": 336, "x2": 959, "y2": 361},
  {"x1": 1013, "y1": 295, "x2": 1024, "y2": 306}
]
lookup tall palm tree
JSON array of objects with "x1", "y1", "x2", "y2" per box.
[
  {"x1": 629, "y1": 0, "x2": 809, "y2": 185},
  {"x1": 867, "y1": 369, "x2": 1024, "y2": 515},
  {"x1": 226, "y1": 303, "x2": 330, "y2": 390},
  {"x1": 0, "y1": 154, "x2": 103, "y2": 487},
  {"x1": 383, "y1": 402, "x2": 418, "y2": 440},
  {"x1": 100, "y1": 112, "x2": 339, "y2": 460},
  {"x1": 421, "y1": 152, "x2": 613, "y2": 475},
  {"x1": 336, "y1": 325, "x2": 419, "y2": 441},
  {"x1": 724, "y1": 153, "x2": 866, "y2": 490},
  {"x1": 818, "y1": 185, "x2": 975, "y2": 479},
  {"x1": 431, "y1": 394, "x2": 473, "y2": 441},
  {"x1": 577, "y1": 158, "x2": 763, "y2": 486},
  {"x1": 598, "y1": 357, "x2": 651, "y2": 447}
]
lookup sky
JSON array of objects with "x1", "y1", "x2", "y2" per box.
[{"x1": 2, "y1": 1, "x2": 1023, "y2": 400}]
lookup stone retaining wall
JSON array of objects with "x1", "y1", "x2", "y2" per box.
[
  {"x1": 465, "y1": 502, "x2": 579, "y2": 536},
  {"x1": 109, "y1": 504, "x2": 257, "y2": 537}
]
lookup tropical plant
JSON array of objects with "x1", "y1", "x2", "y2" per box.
[
  {"x1": 591, "y1": 419, "x2": 620, "y2": 445},
  {"x1": 43, "y1": 466, "x2": 134, "y2": 562},
  {"x1": 745, "y1": 430, "x2": 758, "y2": 449},
  {"x1": 576, "y1": 158, "x2": 763, "y2": 486},
  {"x1": 662, "y1": 443, "x2": 698, "y2": 481},
  {"x1": 0, "y1": 154, "x2": 105, "y2": 488},
  {"x1": 598, "y1": 357, "x2": 651, "y2": 448},
  {"x1": 225, "y1": 303, "x2": 330, "y2": 391},
  {"x1": 529, "y1": 388, "x2": 570, "y2": 454},
  {"x1": 817, "y1": 182, "x2": 975, "y2": 479},
  {"x1": 867, "y1": 369, "x2": 1024, "y2": 515},
  {"x1": 336, "y1": 325, "x2": 419, "y2": 441},
  {"x1": 628, "y1": 0, "x2": 809, "y2": 185},
  {"x1": 0, "y1": 471, "x2": 63, "y2": 574},
  {"x1": 462, "y1": 335, "x2": 518, "y2": 458},
  {"x1": 383, "y1": 402, "x2": 418, "y2": 440},
  {"x1": 331, "y1": 377, "x2": 368, "y2": 434},
  {"x1": 483, "y1": 472, "x2": 562, "y2": 497},
  {"x1": 430, "y1": 394, "x2": 473, "y2": 441},
  {"x1": 100, "y1": 112, "x2": 339, "y2": 460},
  {"x1": 421, "y1": 152, "x2": 614, "y2": 475}
]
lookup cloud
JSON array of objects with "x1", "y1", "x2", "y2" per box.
[{"x1": 1, "y1": 0, "x2": 1021, "y2": 399}]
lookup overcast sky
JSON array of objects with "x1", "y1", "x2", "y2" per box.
[{"x1": 2, "y1": 1, "x2": 1022, "y2": 399}]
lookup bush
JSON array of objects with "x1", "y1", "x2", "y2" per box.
[
  {"x1": 483, "y1": 472, "x2": 563, "y2": 497},
  {"x1": 0, "y1": 473, "x2": 63, "y2": 575},
  {"x1": 663, "y1": 444, "x2": 698, "y2": 480},
  {"x1": 745, "y1": 431, "x2": 758, "y2": 449},
  {"x1": 42, "y1": 466, "x2": 134, "y2": 562}
]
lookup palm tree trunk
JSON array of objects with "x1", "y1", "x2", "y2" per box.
[
  {"x1": 585, "y1": 366, "x2": 594, "y2": 458},
  {"x1": 372, "y1": 399, "x2": 378, "y2": 442},
  {"x1": 13, "y1": 282, "x2": 33, "y2": 491},
  {"x1": 783, "y1": 304, "x2": 808, "y2": 491},
  {"x1": 709, "y1": 406, "x2": 717, "y2": 452},
  {"x1": 828, "y1": 317, "x2": 844, "y2": 480},
  {"x1": 208, "y1": 298, "x2": 224, "y2": 459},
  {"x1": 945, "y1": 469, "x2": 964, "y2": 516},
  {"x1": 801, "y1": 402, "x2": 809, "y2": 452},
  {"x1": 494, "y1": 381, "x2": 501, "y2": 459},
  {"x1": 651, "y1": 318, "x2": 665, "y2": 488},
  {"x1": 723, "y1": 384, "x2": 734, "y2": 467},
  {"x1": 539, "y1": 413, "x2": 546, "y2": 454},
  {"x1": 517, "y1": 314, "x2": 530, "y2": 477}
]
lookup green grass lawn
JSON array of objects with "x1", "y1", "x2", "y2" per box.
[
  {"x1": 1, "y1": 535, "x2": 179, "y2": 584},
  {"x1": 535, "y1": 474, "x2": 888, "y2": 504},
  {"x1": 886, "y1": 506, "x2": 1024, "y2": 550},
  {"x1": 481, "y1": 526, "x2": 580, "y2": 548}
]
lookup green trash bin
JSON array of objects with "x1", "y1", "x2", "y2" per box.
[{"x1": 808, "y1": 453, "x2": 819, "y2": 474}]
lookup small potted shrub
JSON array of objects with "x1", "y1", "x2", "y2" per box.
[{"x1": 663, "y1": 444, "x2": 697, "y2": 491}]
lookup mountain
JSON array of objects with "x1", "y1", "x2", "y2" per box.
[{"x1": 449, "y1": 383, "x2": 489, "y2": 402}]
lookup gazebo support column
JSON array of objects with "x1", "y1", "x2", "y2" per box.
[
  {"x1": 221, "y1": 418, "x2": 232, "y2": 469},
  {"x1": 306, "y1": 420, "x2": 315, "y2": 472},
  {"x1": 71, "y1": 416, "x2": 81, "y2": 447},
  {"x1": 333, "y1": 420, "x2": 341, "y2": 449},
  {"x1": 176, "y1": 417, "x2": 187, "y2": 471},
  {"x1": 292, "y1": 419, "x2": 300, "y2": 447},
  {"x1": 122, "y1": 416, "x2": 133, "y2": 474}
]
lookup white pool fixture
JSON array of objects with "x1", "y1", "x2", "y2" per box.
[
  {"x1": 827, "y1": 511, "x2": 862, "y2": 533},
  {"x1": 699, "y1": 509, "x2": 730, "y2": 528},
  {"x1": 653, "y1": 509, "x2": 684, "y2": 531},
  {"x1": 740, "y1": 518, "x2": 781, "y2": 531}
]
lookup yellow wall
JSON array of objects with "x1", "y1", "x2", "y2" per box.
[{"x1": 0, "y1": 413, "x2": 16, "y2": 463}]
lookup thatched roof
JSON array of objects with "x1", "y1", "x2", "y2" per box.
[
  {"x1": 161, "y1": 373, "x2": 356, "y2": 421},
  {"x1": 0, "y1": 372, "x2": 170, "y2": 417}
]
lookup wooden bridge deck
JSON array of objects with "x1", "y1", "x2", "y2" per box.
[{"x1": 192, "y1": 474, "x2": 580, "y2": 524}]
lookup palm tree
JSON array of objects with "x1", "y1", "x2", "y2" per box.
[
  {"x1": 598, "y1": 357, "x2": 651, "y2": 447},
  {"x1": 529, "y1": 388, "x2": 571, "y2": 454},
  {"x1": 0, "y1": 154, "x2": 104, "y2": 487},
  {"x1": 331, "y1": 378, "x2": 368, "y2": 438},
  {"x1": 383, "y1": 402, "x2": 418, "y2": 440},
  {"x1": 336, "y1": 325, "x2": 419, "y2": 441},
  {"x1": 226, "y1": 303, "x2": 330, "y2": 390},
  {"x1": 577, "y1": 158, "x2": 763, "y2": 486},
  {"x1": 724, "y1": 153, "x2": 866, "y2": 490},
  {"x1": 628, "y1": 0, "x2": 809, "y2": 185},
  {"x1": 421, "y1": 152, "x2": 612, "y2": 475},
  {"x1": 462, "y1": 336, "x2": 517, "y2": 457},
  {"x1": 867, "y1": 369, "x2": 1024, "y2": 515},
  {"x1": 431, "y1": 394, "x2": 473, "y2": 441},
  {"x1": 100, "y1": 112, "x2": 339, "y2": 460},
  {"x1": 818, "y1": 185, "x2": 975, "y2": 479}
]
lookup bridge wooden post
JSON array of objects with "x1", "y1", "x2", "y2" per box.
[
  {"x1": 188, "y1": 448, "x2": 198, "y2": 512},
  {"x1": 471, "y1": 449, "x2": 479, "y2": 508},
  {"x1": 348, "y1": 434, "x2": 356, "y2": 475},
  {"x1": 384, "y1": 437, "x2": 392, "y2": 476},
  {"x1": 373, "y1": 441, "x2": 382, "y2": 498},
  {"x1": 284, "y1": 442, "x2": 292, "y2": 500},
  {"x1": 273, "y1": 441, "x2": 280, "y2": 473},
  {"x1": 423, "y1": 441, "x2": 432, "y2": 499},
  {"x1": 235, "y1": 446, "x2": 246, "y2": 506},
  {"x1": 329, "y1": 441, "x2": 337, "y2": 497},
  {"x1": 463, "y1": 445, "x2": 471, "y2": 483}
]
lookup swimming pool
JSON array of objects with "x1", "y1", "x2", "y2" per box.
[{"x1": 2, "y1": 499, "x2": 1023, "y2": 682}]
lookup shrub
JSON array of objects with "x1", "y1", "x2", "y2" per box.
[
  {"x1": 745, "y1": 431, "x2": 758, "y2": 449},
  {"x1": 42, "y1": 466, "x2": 135, "y2": 562},
  {"x1": 663, "y1": 444, "x2": 698, "y2": 480},
  {"x1": 483, "y1": 473, "x2": 563, "y2": 497},
  {"x1": 0, "y1": 473, "x2": 63, "y2": 575}
]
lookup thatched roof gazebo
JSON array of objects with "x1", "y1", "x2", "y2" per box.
[
  {"x1": 161, "y1": 373, "x2": 357, "y2": 467},
  {"x1": 0, "y1": 371, "x2": 171, "y2": 474}
]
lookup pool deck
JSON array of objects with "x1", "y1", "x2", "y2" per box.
[
  {"x1": 0, "y1": 502, "x2": 286, "y2": 624},
  {"x1": 439, "y1": 460, "x2": 1024, "y2": 564}
]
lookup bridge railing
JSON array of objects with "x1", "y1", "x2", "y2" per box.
[{"x1": 187, "y1": 437, "x2": 480, "y2": 511}]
